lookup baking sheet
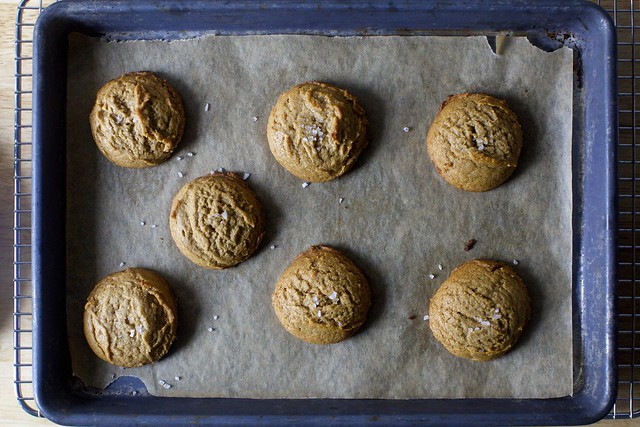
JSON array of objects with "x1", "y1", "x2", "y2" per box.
[{"x1": 65, "y1": 34, "x2": 573, "y2": 399}]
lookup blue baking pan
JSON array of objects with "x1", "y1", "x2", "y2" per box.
[{"x1": 32, "y1": 0, "x2": 617, "y2": 425}]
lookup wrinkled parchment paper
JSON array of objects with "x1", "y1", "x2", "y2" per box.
[{"x1": 66, "y1": 34, "x2": 573, "y2": 399}]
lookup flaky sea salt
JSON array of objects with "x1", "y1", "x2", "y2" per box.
[
  {"x1": 493, "y1": 314, "x2": 502, "y2": 319},
  {"x1": 480, "y1": 320, "x2": 491, "y2": 326},
  {"x1": 205, "y1": 103, "x2": 210, "y2": 112},
  {"x1": 403, "y1": 126, "x2": 410, "y2": 133},
  {"x1": 213, "y1": 315, "x2": 219, "y2": 320},
  {"x1": 129, "y1": 329, "x2": 135, "y2": 337},
  {"x1": 317, "y1": 310, "x2": 322, "y2": 317},
  {"x1": 163, "y1": 383, "x2": 172, "y2": 389},
  {"x1": 423, "y1": 315, "x2": 429, "y2": 321},
  {"x1": 221, "y1": 211, "x2": 228, "y2": 220},
  {"x1": 339, "y1": 197, "x2": 344, "y2": 204},
  {"x1": 513, "y1": 259, "x2": 519, "y2": 265},
  {"x1": 158, "y1": 380, "x2": 166, "y2": 386},
  {"x1": 438, "y1": 264, "x2": 443, "y2": 270},
  {"x1": 187, "y1": 152, "x2": 194, "y2": 157},
  {"x1": 301, "y1": 182, "x2": 310, "y2": 189},
  {"x1": 140, "y1": 221, "x2": 145, "y2": 226},
  {"x1": 177, "y1": 155, "x2": 184, "y2": 161},
  {"x1": 175, "y1": 376, "x2": 181, "y2": 381},
  {"x1": 207, "y1": 327, "x2": 214, "y2": 332},
  {"x1": 119, "y1": 262, "x2": 126, "y2": 267},
  {"x1": 177, "y1": 171, "x2": 184, "y2": 178},
  {"x1": 270, "y1": 245, "x2": 277, "y2": 250},
  {"x1": 151, "y1": 224, "x2": 157, "y2": 228},
  {"x1": 304, "y1": 124, "x2": 324, "y2": 144},
  {"x1": 328, "y1": 291, "x2": 338, "y2": 300},
  {"x1": 132, "y1": 391, "x2": 138, "y2": 396},
  {"x1": 428, "y1": 274, "x2": 436, "y2": 279},
  {"x1": 252, "y1": 116, "x2": 258, "y2": 121},
  {"x1": 217, "y1": 167, "x2": 225, "y2": 172},
  {"x1": 243, "y1": 172, "x2": 251, "y2": 181}
]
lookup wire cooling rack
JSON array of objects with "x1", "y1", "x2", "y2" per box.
[
  {"x1": 606, "y1": 0, "x2": 640, "y2": 417},
  {"x1": 14, "y1": 0, "x2": 52, "y2": 418},
  {"x1": 12, "y1": 0, "x2": 640, "y2": 421}
]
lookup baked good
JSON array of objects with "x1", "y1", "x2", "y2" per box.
[
  {"x1": 426, "y1": 93, "x2": 522, "y2": 192},
  {"x1": 272, "y1": 245, "x2": 371, "y2": 344},
  {"x1": 169, "y1": 172, "x2": 266, "y2": 269},
  {"x1": 428, "y1": 259, "x2": 530, "y2": 361},
  {"x1": 89, "y1": 71, "x2": 185, "y2": 168},
  {"x1": 267, "y1": 81, "x2": 368, "y2": 182},
  {"x1": 83, "y1": 268, "x2": 178, "y2": 368}
]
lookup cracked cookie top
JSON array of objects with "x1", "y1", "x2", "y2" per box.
[
  {"x1": 428, "y1": 259, "x2": 530, "y2": 361},
  {"x1": 83, "y1": 268, "x2": 177, "y2": 368},
  {"x1": 267, "y1": 81, "x2": 368, "y2": 182},
  {"x1": 426, "y1": 93, "x2": 522, "y2": 192},
  {"x1": 89, "y1": 71, "x2": 185, "y2": 168},
  {"x1": 169, "y1": 172, "x2": 266, "y2": 270},
  {"x1": 272, "y1": 245, "x2": 371, "y2": 344}
]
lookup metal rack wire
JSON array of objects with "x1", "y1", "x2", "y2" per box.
[
  {"x1": 13, "y1": 0, "x2": 54, "y2": 418},
  {"x1": 604, "y1": 0, "x2": 640, "y2": 419},
  {"x1": 12, "y1": 0, "x2": 640, "y2": 421}
]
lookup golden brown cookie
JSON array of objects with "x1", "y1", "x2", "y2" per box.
[
  {"x1": 83, "y1": 268, "x2": 178, "y2": 368},
  {"x1": 89, "y1": 71, "x2": 185, "y2": 168},
  {"x1": 428, "y1": 259, "x2": 530, "y2": 361},
  {"x1": 426, "y1": 93, "x2": 522, "y2": 192},
  {"x1": 267, "y1": 81, "x2": 368, "y2": 182},
  {"x1": 272, "y1": 245, "x2": 371, "y2": 344},
  {"x1": 169, "y1": 172, "x2": 266, "y2": 269}
]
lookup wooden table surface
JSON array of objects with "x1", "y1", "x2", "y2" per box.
[{"x1": 0, "y1": 1, "x2": 636, "y2": 425}]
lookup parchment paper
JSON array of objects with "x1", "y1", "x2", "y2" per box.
[{"x1": 66, "y1": 34, "x2": 573, "y2": 399}]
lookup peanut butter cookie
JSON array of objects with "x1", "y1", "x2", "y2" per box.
[
  {"x1": 426, "y1": 93, "x2": 522, "y2": 191},
  {"x1": 169, "y1": 172, "x2": 266, "y2": 269},
  {"x1": 267, "y1": 81, "x2": 368, "y2": 182},
  {"x1": 89, "y1": 71, "x2": 185, "y2": 168},
  {"x1": 83, "y1": 268, "x2": 178, "y2": 368},
  {"x1": 272, "y1": 245, "x2": 371, "y2": 344},
  {"x1": 428, "y1": 259, "x2": 531, "y2": 361}
]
